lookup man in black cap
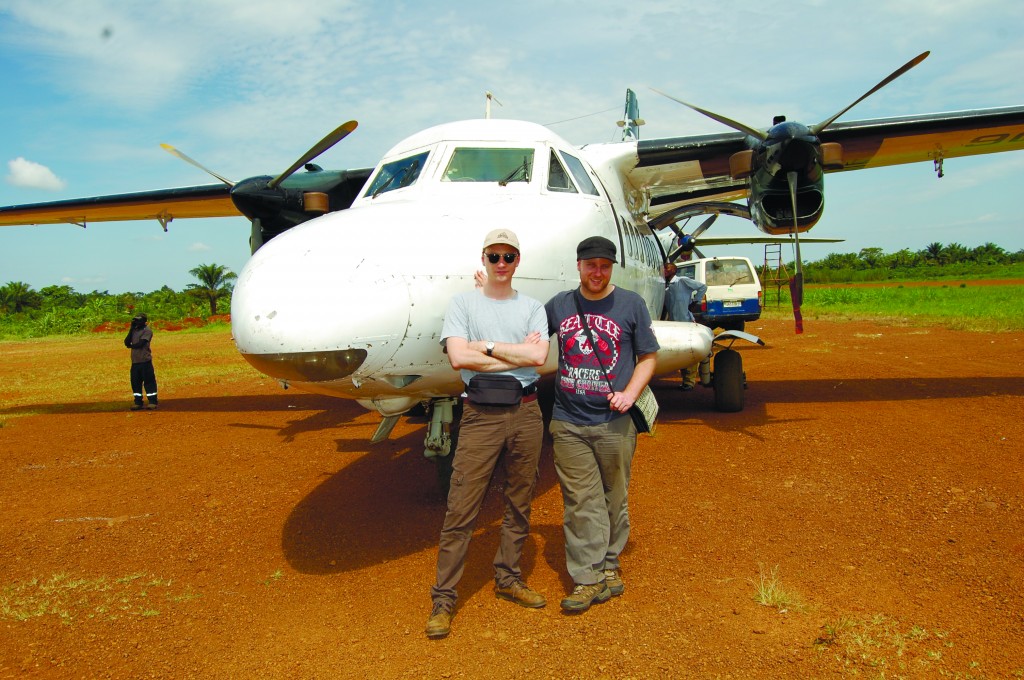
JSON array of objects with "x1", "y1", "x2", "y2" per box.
[
  {"x1": 544, "y1": 235, "x2": 659, "y2": 612},
  {"x1": 124, "y1": 313, "x2": 158, "y2": 410}
]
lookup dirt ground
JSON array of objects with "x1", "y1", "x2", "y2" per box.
[{"x1": 1, "y1": 318, "x2": 1022, "y2": 679}]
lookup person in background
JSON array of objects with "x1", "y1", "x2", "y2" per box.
[
  {"x1": 664, "y1": 262, "x2": 708, "y2": 390},
  {"x1": 124, "y1": 313, "x2": 158, "y2": 410}
]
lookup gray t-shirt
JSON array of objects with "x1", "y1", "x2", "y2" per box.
[
  {"x1": 129, "y1": 325, "x2": 153, "y2": 364},
  {"x1": 440, "y1": 290, "x2": 548, "y2": 388},
  {"x1": 545, "y1": 287, "x2": 660, "y2": 425}
]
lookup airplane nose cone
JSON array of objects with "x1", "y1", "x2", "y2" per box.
[{"x1": 230, "y1": 225, "x2": 410, "y2": 384}]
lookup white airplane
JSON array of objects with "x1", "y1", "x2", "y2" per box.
[{"x1": 3, "y1": 52, "x2": 1024, "y2": 476}]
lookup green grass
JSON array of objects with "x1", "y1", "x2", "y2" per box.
[
  {"x1": 761, "y1": 282, "x2": 1024, "y2": 332},
  {"x1": 0, "y1": 573, "x2": 201, "y2": 623},
  {"x1": 0, "y1": 327, "x2": 263, "y2": 418},
  {"x1": 813, "y1": 613, "x2": 979, "y2": 677},
  {"x1": 751, "y1": 564, "x2": 805, "y2": 613}
]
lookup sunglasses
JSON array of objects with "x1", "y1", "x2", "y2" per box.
[{"x1": 485, "y1": 252, "x2": 518, "y2": 264}]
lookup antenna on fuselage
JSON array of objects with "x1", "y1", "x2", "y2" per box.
[
  {"x1": 616, "y1": 88, "x2": 645, "y2": 140},
  {"x1": 485, "y1": 91, "x2": 503, "y2": 119}
]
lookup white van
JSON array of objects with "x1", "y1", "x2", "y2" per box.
[{"x1": 676, "y1": 256, "x2": 762, "y2": 331}]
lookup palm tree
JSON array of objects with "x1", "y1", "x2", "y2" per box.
[
  {"x1": 0, "y1": 281, "x2": 41, "y2": 314},
  {"x1": 923, "y1": 242, "x2": 944, "y2": 264},
  {"x1": 186, "y1": 264, "x2": 237, "y2": 316},
  {"x1": 971, "y1": 242, "x2": 1006, "y2": 264}
]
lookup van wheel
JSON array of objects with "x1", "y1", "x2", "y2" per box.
[
  {"x1": 713, "y1": 349, "x2": 744, "y2": 412},
  {"x1": 720, "y1": 320, "x2": 745, "y2": 332}
]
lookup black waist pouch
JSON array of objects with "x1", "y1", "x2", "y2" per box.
[{"x1": 466, "y1": 374, "x2": 522, "y2": 406}]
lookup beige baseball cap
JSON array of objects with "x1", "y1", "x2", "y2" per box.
[{"x1": 482, "y1": 228, "x2": 520, "y2": 250}]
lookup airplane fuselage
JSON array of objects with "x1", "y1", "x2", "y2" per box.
[{"x1": 230, "y1": 119, "x2": 714, "y2": 415}]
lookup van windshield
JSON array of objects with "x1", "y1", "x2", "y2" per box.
[{"x1": 706, "y1": 259, "x2": 755, "y2": 286}]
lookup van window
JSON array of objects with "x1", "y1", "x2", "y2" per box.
[
  {"x1": 679, "y1": 263, "x2": 698, "y2": 279},
  {"x1": 706, "y1": 259, "x2": 755, "y2": 286}
]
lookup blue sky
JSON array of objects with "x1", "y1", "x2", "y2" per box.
[{"x1": 1, "y1": 0, "x2": 1022, "y2": 293}]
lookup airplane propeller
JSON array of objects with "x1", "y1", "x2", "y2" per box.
[
  {"x1": 652, "y1": 51, "x2": 930, "y2": 332},
  {"x1": 160, "y1": 144, "x2": 235, "y2": 187},
  {"x1": 162, "y1": 119, "x2": 362, "y2": 254},
  {"x1": 267, "y1": 120, "x2": 358, "y2": 189},
  {"x1": 786, "y1": 170, "x2": 804, "y2": 333},
  {"x1": 667, "y1": 213, "x2": 717, "y2": 261}
]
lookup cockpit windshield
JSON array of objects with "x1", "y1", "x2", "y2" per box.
[
  {"x1": 365, "y1": 151, "x2": 430, "y2": 198},
  {"x1": 442, "y1": 148, "x2": 534, "y2": 184}
]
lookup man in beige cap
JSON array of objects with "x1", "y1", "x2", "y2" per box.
[{"x1": 425, "y1": 228, "x2": 550, "y2": 639}]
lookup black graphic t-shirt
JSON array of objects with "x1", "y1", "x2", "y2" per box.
[{"x1": 545, "y1": 287, "x2": 659, "y2": 425}]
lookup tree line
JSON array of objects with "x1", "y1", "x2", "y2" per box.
[
  {"x1": 778, "y1": 241, "x2": 1024, "y2": 283},
  {"x1": 0, "y1": 264, "x2": 236, "y2": 337}
]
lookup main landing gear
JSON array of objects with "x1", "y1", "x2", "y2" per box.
[{"x1": 423, "y1": 397, "x2": 460, "y2": 496}]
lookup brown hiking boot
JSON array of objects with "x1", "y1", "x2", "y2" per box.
[
  {"x1": 425, "y1": 603, "x2": 452, "y2": 639},
  {"x1": 560, "y1": 581, "x2": 611, "y2": 612},
  {"x1": 494, "y1": 580, "x2": 546, "y2": 608},
  {"x1": 602, "y1": 569, "x2": 624, "y2": 596}
]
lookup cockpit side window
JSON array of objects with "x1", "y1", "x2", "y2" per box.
[
  {"x1": 558, "y1": 151, "x2": 600, "y2": 196},
  {"x1": 365, "y1": 151, "x2": 431, "y2": 198},
  {"x1": 442, "y1": 148, "x2": 534, "y2": 183},
  {"x1": 547, "y1": 151, "x2": 577, "y2": 193}
]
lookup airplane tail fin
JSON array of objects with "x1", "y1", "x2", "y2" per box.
[{"x1": 617, "y1": 89, "x2": 644, "y2": 140}]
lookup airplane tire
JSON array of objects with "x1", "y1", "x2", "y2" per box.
[{"x1": 713, "y1": 349, "x2": 744, "y2": 413}]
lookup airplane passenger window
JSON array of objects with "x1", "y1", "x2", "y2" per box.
[
  {"x1": 547, "y1": 151, "x2": 577, "y2": 193},
  {"x1": 558, "y1": 152, "x2": 600, "y2": 196},
  {"x1": 442, "y1": 148, "x2": 534, "y2": 183},
  {"x1": 365, "y1": 151, "x2": 430, "y2": 198}
]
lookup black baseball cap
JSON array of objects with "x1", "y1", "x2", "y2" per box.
[{"x1": 576, "y1": 236, "x2": 617, "y2": 262}]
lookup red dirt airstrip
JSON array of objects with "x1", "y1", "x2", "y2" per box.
[{"x1": 1, "y1": 317, "x2": 1022, "y2": 678}]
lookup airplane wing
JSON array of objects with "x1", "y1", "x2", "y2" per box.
[
  {"x1": 628, "y1": 106, "x2": 1024, "y2": 215},
  {"x1": 0, "y1": 183, "x2": 236, "y2": 228},
  {"x1": 690, "y1": 235, "x2": 843, "y2": 246}
]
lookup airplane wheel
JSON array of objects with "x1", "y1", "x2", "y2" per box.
[{"x1": 713, "y1": 349, "x2": 744, "y2": 413}]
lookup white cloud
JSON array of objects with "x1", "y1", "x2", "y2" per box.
[
  {"x1": 188, "y1": 242, "x2": 211, "y2": 252},
  {"x1": 6, "y1": 157, "x2": 67, "y2": 191}
]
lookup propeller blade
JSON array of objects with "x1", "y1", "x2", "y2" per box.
[
  {"x1": 160, "y1": 143, "x2": 235, "y2": 187},
  {"x1": 650, "y1": 88, "x2": 768, "y2": 141},
  {"x1": 811, "y1": 51, "x2": 930, "y2": 134},
  {"x1": 268, "y1": 120, "x2": 358, "y2": 189},
  {"x1": 787, "y1": 171, "x2": 804, "y2": 334},
  {"x1": 690, "y1": 213, "x2": 718, "y2": 239}
]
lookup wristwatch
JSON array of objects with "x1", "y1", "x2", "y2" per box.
[{"x1": 485, "y1": 341, "x2": 495, "y2": 356}]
